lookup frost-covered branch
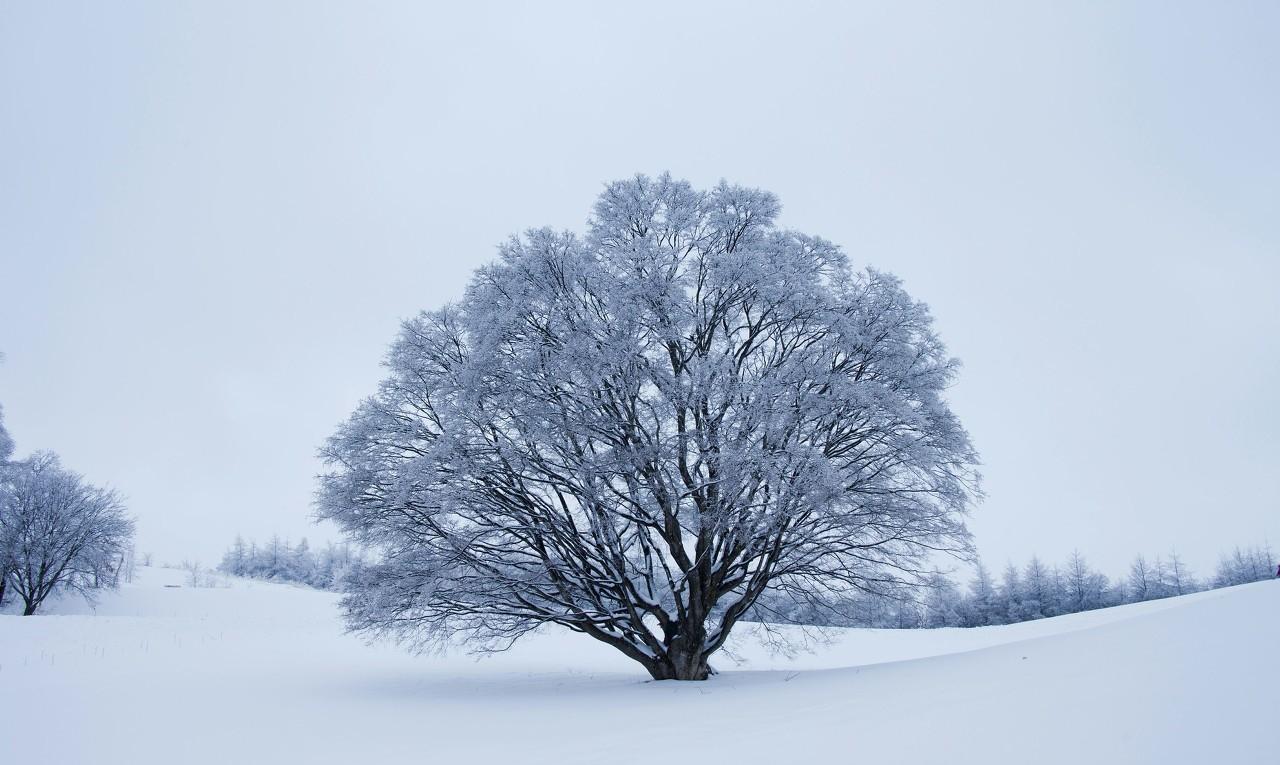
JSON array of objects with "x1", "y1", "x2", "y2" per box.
[{"x1": 317, "y1": 174, "x2": 980, "y2": 679}]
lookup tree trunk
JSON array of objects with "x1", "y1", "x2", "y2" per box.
[{"x1": 646, "y1": 644, "x2": 713, "y2": 681}]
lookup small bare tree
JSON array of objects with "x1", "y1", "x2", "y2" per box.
[
  {"x1": 0, "y1": 452, "x2": 134, "y2": 614},
  {"x1": 119, "y1": 543, "x2": 137, "y2": 585},
  {"x1": 182, "y1": 559, "x2": 203, "y2": 587},
  {"x1": 319, "y1": 175, "x2": 980, "y2": 679},
  {"x1": 1163, "y1": 550, "x2": 1197, "y2": 595}
]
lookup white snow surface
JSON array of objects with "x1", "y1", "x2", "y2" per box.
[{"x1": 2, "y1": 566, "x2": 1274, "y2": 763}]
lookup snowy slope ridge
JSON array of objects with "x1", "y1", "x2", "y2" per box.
[{"x1": 1, "y1": 568, "x2": 1273, "y2": 764}]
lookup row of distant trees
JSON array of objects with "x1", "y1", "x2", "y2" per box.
[
  {"x1": 217, "y1": 528, "x2": 1276, "y2": 633},
  {"x1": 0, "y1": 401, "x2": 136, "y2": 615},
  {"x1": 217, "y1": 535, "x2": 365, "y2": 591},
  {"x1": 755, "y1": 543, "x2": 1275, "y2": 630},
  {"x1": 928, "y1": 544, "x2": 1274, "y2": 629}
]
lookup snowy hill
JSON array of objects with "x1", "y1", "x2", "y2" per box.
[{"x1": 2, "y1": 566, "x2": 1274, "y2": 764}]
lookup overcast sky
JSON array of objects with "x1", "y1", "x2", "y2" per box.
[{"x1": 1, "y1": 2, "x2": 1276, "y2": 576}]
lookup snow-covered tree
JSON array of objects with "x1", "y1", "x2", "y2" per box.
[
  {"x1": 997, "y1": 563, "x2": 1023, "y2": 624},
  {"x1": 217, "y1": 535, "x2": 364, "y2": 591},
  {"x1": 0, "y1": 403, "x2": 13, "y2": 464},
  {"x1": 1146, "y1": 556, "x2": 1176, "y2": 600},
  {"x1": 924, "y1": 573, "x2": 964, "y2": 628},
  {"x1": 306, "y1": 542, "x2": 361, "y2": 590},
  {"x1": 0, "y1": 452, "x2": 134, "y2": 614},
  {"x1": 1212, "y1": 544, "x2": 1275, "y2": 587},
  {"x1": 318, "y1": 175, "x2": 980, "y2": 680},
  {"x1": 1127, "y1": 555, "x2": 1154, "y2": 602},
  {"x1": 0, "y1": 404, "x2": 14, "y2": 606},
  {"x1": 120, "y1": 543, "x2": 137, "y2": 584},
  {"x1": 264, "y1": 535, "x2": 284, "y2": 579},
  {"x1": 287, "y1": 537, "x2": 316, "y2": 583},
  {"x1": 1161, "y1": 551, "x2": 1198, "y2": 596},
  {"x1": 1016, "y1": 556, "x2": 1056, "y2": 621},
  {"x1": 1108, "y1": 577, "x2": 1130, "y2": 607},
  {"x1": 220, "y1": 534, "x2": 249, "y2": 577},
  {"x1": 960, "y1": 561, "x2": 1000, "y2": 626},
  {"x1": 1062, "y1": 550, "x2": 1108, "y2": 613},
  {"x1": 183, "y1": 559, "x2": 207, "y2": 587}
]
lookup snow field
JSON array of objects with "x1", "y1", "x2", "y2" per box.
[{"x1": 2, "y1": 566, "x2": 1274, "y2": 764}]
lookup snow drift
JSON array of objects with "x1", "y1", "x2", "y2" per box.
[{"x1": 1, "y1": 567, "x2": 1273, "y2": 763}]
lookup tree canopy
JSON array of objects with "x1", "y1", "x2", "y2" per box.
[{"x1": 318, "y1": 174, "x2": 980, "y2": 679}]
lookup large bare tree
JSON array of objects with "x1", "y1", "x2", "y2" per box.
[{"x1": 319, "y1": 175, "x2": 980, "y2": 680}]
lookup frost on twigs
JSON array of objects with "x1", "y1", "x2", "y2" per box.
[{"x1": 317, "y1": 174, "x2": 980, "y2": 680}]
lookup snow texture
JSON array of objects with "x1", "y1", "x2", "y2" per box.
[{"x1": 1, "y1": 565, "x2": 1273, "y2": 763}]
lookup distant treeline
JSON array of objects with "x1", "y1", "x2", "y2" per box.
[
  {"x1": 217, "y1": 535, "x2": 365, "y2": 591},
  {"x1": 218, "y1": 534, "x2": 1276, "y2": 629},
  {"x1": 752, "y1": 543, "x2": 1277, "y2": 629}
]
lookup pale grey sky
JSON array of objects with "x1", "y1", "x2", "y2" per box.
[{"x1": 1, "y1": 2, "x2": 1276, "y2": 576}]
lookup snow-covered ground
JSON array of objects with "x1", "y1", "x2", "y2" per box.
[{"x1": 1, "y1": 567, "x2": 1274, "y2": 764}]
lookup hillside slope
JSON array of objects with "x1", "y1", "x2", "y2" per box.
[{"x1": 1, "y1": 567, "x2": 1274, "y2": 763}]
